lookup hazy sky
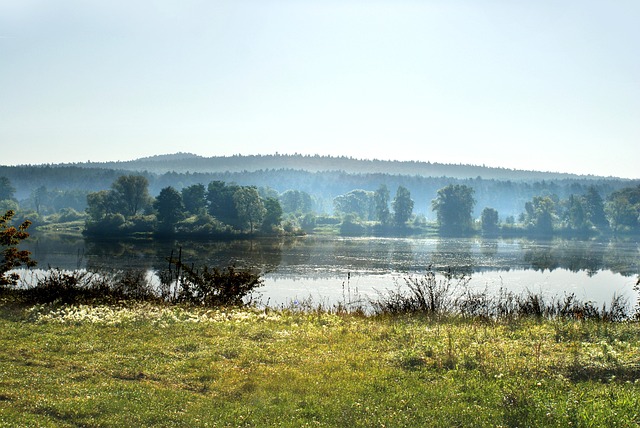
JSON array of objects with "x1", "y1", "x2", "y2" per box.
[{"x1": 1, "y1": 1, "x2": 638, "y2": 178}]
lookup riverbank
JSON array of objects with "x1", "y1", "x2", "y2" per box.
[{"x1": 1, "y1": 301, "x2": 639, "y2": 427}]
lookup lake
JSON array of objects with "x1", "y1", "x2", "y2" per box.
[{"x1": 20, "y1": 234, "x2": 640, "y2": 309}]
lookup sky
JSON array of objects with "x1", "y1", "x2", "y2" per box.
[{"x1": 1, "y1": 1, "x2": 638, "y2": 178}]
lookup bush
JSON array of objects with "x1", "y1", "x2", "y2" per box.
[
  {"x1": 300, "y1": 213, "x2": 317, "y2": 232},
  {"x1": 164, "y1": 250, "x2": 262, "y2": 307},
  {"x1": 84, "y1": 213, "x2": 126, "y2": 235},
  {"x1": 15, "y1": 268, "x2": 156, "y2": 304},
  {"x1": 56, "y1": 208, "x2": 86, "y2": 223},
  {"x1": 124, "y1": 215, "x2": 156, "y2": 234},
  {"x1": 176, "y1": 213, "x2": 232, "y2": 236},
  {"x1": 315, "y1": 215, "x2": 341, "y2": 225},
  {"x1": 339, "y1": 214, "x2": 366, "y2": 236}
]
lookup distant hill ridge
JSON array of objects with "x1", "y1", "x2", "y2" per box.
[{"x1": 78, "y1": 153, "x2": 605, "y2": 181}]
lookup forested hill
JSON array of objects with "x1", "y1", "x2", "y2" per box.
[{"x1": 78, "y1": 153, "x2": 601, "y2": 181}]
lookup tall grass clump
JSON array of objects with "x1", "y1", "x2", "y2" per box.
[
  {"x1": 372, "y1": 267, "x2": 633, "y2": 321},
  {"x1": 371, "y1": 267, "x2": 470, "y2": 315}
]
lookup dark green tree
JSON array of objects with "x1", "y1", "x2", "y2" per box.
[
  {"x1": 111, "y1": 175, "x2": 152, "y2": 218},
  {"x1": 261, "y1": 197, "x2": 283, "y2": 232},
  {"x1": 207, "y1": 181, "x2": 239, "y2": 226},
  {"x1": 154, "y1": 186, "x2": 184, "y2": 234},
  {"x1": 563, "y1": 194, "x2": 587, "y2": 232},
  {"x1": 233, "y1": 186, "x2": 265, "y2": 234},
  {"x1": 49, "y1": 189, "x2": 89, "y2": 213},
  {"x1": 525, "y1": 196, "x2": 556, "y2": 234},
  {"x1": 334, "y1": 190, "x2": 374, "y2": 220},
  {"x1": 1, "y1": 210, "x2": 37, "y2": 286},
  {"x1": 431, "y1": 184, "x2": 475, "y2": 233},
  {"x1": 584, "y1": 186, "x2": 608, "y2": 230},
  {"x1": 392, "y1": 186, "x2": 414, "y2": 226},
  {"x1": 0, "y1": 177, "x2": 15, "y2": 201},
  {"x1": 85, "y1": 186, "x2": 134, "y2": 235},
  {"x1": 480, "y1": 207, "x2": 499, "y2": 234},
  {"x1": 181, "y1": 184, "x2": 206, "y2": 215},
  {"x1": 374, "y1": 184, "x2": 391, "y2": 225},
  {"x1": 86, "y1": 190, "x2": 118, "y2": 221},
  {"x1": 280, "y1": 190, "x2": 313, "y2": 214},
  {"x1": 606, "y1": 186, "x2": 640, "y2": 232}
]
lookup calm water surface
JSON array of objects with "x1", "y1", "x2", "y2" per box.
[{"x1": 21, "y1": 234, "x2": 640, "y2": 308}]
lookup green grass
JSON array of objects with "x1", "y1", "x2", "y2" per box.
[{"x1": 1, "y1": 301, "x2": 640, "y2": 427}]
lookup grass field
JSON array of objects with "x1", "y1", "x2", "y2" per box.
[{"x1": 1, "y1": 301, "x2": 640, "y2": 427}]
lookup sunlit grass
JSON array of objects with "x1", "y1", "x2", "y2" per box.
[{"x1": 1, "y1": 302, "x2": 640, "y2": 427}]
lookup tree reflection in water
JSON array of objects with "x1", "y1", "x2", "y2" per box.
[{"x1": 18, "y1": 234, "x2": 639, "y2": 307}]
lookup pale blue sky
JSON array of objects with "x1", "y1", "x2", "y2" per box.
[{"x1": 1, "y1": 1, "x2": 638, "y2": 178}]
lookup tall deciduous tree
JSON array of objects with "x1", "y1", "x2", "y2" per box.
[
  {"x1": 374, "y1": 184, "x2": 391, "y2": 225},
  {"x1": 280, "y1": 190, "x2": 313, "y2": 214},
  {"x1": 86, "y1": 190, "x2": 118, "y2": 221},
  {"x1": 333, "y1": 190, "x2": 374, "y2": 220},
  {"x1": 207, "y1": 181, "x2": 239, "y2": 226},
  {"x1": 584, "y1": 186, "x2": 608, "y2": 229},
  {"x1": 261, "y1": 197, "x2": 283, "y2": 232},
  {"x1": 233, "y1": 186, "x2": 265, "y2": 234},
  {"x1": 606, "y1": 185, "x2": 640, "y2": 232},
  {"x1": 392, "y1": 186, "x2": 414, "y2": 226},
  {"x1": 525, "y1": 195, "x2": 556, "y2": 234},
  {"x1": 563, "y1": 194, "x2": 587, "y2": 231},
  {"x1": 481, "y1": 207, "x2": 499, "y2": 234},
  {"x1": 431, "y1": 184, "x2": 475, "y2": 233},
  {"x1": 154, "y1": 186, "x2": 184, "y2": 233},
  {"x1": 181, "y1": 184, "x2": 206, "y2": 215},
  {"x1": 111, "y1": 175, "x2": 152, "y2": 218}
]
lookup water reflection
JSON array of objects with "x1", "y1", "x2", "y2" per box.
[
  {"x1": 431, "y1": 239, "x2": 474, "y2": 275},
  {"x1": 479, "y1": 239, "x2": 499, "y2": 260},
  {"x1": 22, "y1": 234, "x2": 639, "y2": 279},
  {"x1": 519, "y1": 239, "x2": 639, "y2": 276},
  {"x1": 17, "y1": 234, "x2": 639, "y2": 308}
]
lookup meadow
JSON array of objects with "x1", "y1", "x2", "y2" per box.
[{"x1": 1, "y1": 299, "x2": 640, "y2": 427}]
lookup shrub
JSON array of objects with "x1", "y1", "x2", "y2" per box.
[
  {"x1": 16, "y1": 268, "x2": 156, "y2": 304},
  {"x1": 175, "y1": 213, "x2": 231, "y2": 236},
  {"x1": 124, "y1": 215, "x2": 156, "y2": 234},
  {"x1": 84, "y1": 213, "x2": 126, "y2": 235},
  {"x1": 300, "y1": 213, "x2": 317, "y2": 232},
  {"x1": 164, "y1": 250, "x2": 263, "y2": 307},
  {"x1": 56, "y1": 208, "x2": 86, "y2": 223},
  {"x1": 339, "y1": 214, "x2": 366, "y2": 236}
]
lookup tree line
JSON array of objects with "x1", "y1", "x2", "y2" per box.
[
  {"x1": 2, "y1": 163, "x2": 637, "y2": 220},
  {"x1": 2, "y1": 173, "x2": 640, "y2": 237},
  {"x1": 84, "y1": 176, "x2": 286, "y2": 237},
  {"x1": 332, "y1": 182, "x2": 640, "y2": 236}
]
